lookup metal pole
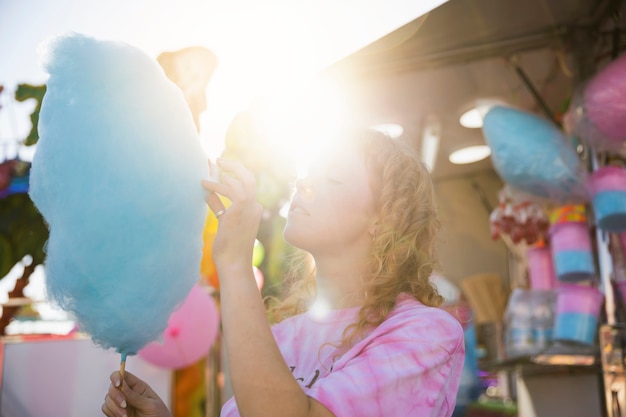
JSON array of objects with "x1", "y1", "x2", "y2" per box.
[{"x1": 509, "y1": 57, "x2": 557, "y2": 124}]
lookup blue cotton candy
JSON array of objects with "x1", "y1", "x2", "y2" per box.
[
  {"x1": 29, "y1": 32, "x2": 208, "y2": 356},
  {"x1": 482, "y1": 105, "x2": 588, "y2": 204}
]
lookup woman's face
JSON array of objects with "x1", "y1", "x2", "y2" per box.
[{"x1": 283, "y1": 146, "x2": 378, "y2": 255}]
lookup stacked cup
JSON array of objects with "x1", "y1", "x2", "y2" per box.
[
  {"x1": 548, "y1": 206, "x2": 595, "y2": 282},
  {"x1": 547, "y1": 206, "x2": 604, "y2": 347},
  {"x1": 554, "y1": 284, "x2": 604, "y2": 345},
  {"x1": 527, "y1": 244, "x2": 558, "y2": 290},
  {"x1": 586, "y1": 165, "x2": 626, "y2": 233}
]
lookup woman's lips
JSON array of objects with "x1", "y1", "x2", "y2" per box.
[{"x1": 289, "y1": 202, "x2": 310, "y2": 216}]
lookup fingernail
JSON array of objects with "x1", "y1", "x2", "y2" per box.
[
  {"x1": 120, "y1": 399, "x2": 127, "y2": 408},
  {"x1": 114, "y1": 378, "x2": 121, "y2": 388},
  {"x1": 122, "y1": 414, "x2": 128, "y2": 417}
]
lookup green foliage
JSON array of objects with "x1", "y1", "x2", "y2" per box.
[
  {"x1": 0, "y1": 84, "x2": 49, "y2": 280},
  {"x1": 0, "y1": 189, "x2": 49, "y2": 278},
  {"x1": 15, "y1": 84, "x2": 46, "y2": 146}
]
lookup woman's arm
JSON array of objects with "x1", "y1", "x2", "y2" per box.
[
  {"x1": 220, "y1": 263, "x2": 334, "y2": 417},
  {"x1": 202, "y1": 159, "x2": 333, "y2": 417}
]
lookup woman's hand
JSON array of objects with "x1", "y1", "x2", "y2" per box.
[
  {"x1": 201, "y1": 158, "x2": 263, "y2": 271},
  {"x1": 101, "y1": 371, "x2": 171, "y2": 417}
]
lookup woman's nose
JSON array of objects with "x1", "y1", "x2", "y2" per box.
[{"x1": 295, "y1": 178, "x2": 313, "y2": 196}]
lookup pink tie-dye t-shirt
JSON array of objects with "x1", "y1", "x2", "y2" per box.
[{"x1": 220, "y1": 294, "x2": 465, "y2": 417}]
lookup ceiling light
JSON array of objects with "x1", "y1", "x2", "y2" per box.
[
  {"x1": 459, "y1": 99, "x2": 506, "y2": 128},
  {"x1": 449, "y1": 145, "x2": 491, "y2": 164},
  {"x1": 459, "y1": 108, "x2": 484, "y2": 128},
  {"x1": 371, "y1": 123, "x2": 404, "y2": 139}
]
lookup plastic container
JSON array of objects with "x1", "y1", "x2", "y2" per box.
[
  {"x1": 592, "y1": 191, "x2": 626, "y2": 232},
  {"x1": 549, "y1": 222, "x2": 595, "y2": 282},
  {"x1": 504, "y1": 288, "x2": 535, "y2": 358},
  {"x1": 548, "y1": 205, "x2": 586, "y2": 225},
  {"x1": 587, "y1": 166, "x2": 626, "y2": 232},
  {"x1": 505, "y1": 289, "x2": 558, "y2": 357},
  {"x1": 554, "y1": 284, "x2": 604, "y2": 345},
  {"x1": 552, "y1": 250, "x2": 596, "y2": 280},
  {"x1": 531, "y1": 290, "x2": 557, "y2": 350},
  {"x1": 527, "y1": 246, "x2": 557, "y2": 290},
  {"x1": 549, "y1": 221, "x2": 592, "y2": 251},
  {"x1": 587, "y1": 166, "x2": 626, "y2": 193}
]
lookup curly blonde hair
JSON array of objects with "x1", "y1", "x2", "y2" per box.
[{"x1": 269, "y1": 127, "x2": 443, "y2": 350}]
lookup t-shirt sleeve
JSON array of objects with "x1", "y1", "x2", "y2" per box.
[{"x1": 306, "y1": 310, "x2": 465, "y2": 417}]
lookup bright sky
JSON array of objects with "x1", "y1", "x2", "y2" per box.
[{"x1": 0, "y1": 0, "x2": 446, "y2": 160}]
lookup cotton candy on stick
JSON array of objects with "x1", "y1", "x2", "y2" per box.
[{"x1": 29, "y1": 33, "x2": 208, "y2": 372}]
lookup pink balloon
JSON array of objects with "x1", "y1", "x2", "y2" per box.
[
  {"x1": 138, "y1": 284, "x2": 219, "y2": 369},
  {"x1": 584, "y1": 53, "x2": 626, "y2": 145}
]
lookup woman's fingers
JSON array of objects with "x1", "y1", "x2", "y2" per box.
[
  {"x1": 120, "y1": 370, "x2": 159, "y2": 402},
  {"x1": 201, "y1": 158, "x2": 258, "y2": 217},
  {"x1": 216, "y1": 158, "x2": 257, "y2": 197},
  {"x1": 103, "y1": 371, "x2": 173, "y2": 417},
  {"x1": 105, "y1": 371, "x2": 155, "y2": 408},
  {"x1": 110, "y1": 371, "x2": 122, "y2": 388},
  {"x1": 107, "y1": 372, "x2": 128, "y2": 403},
  {"x1": 102, "y1": 380, "x2": 126, "y2": 417},
  {"x1": 202, "y1": 180, "x2": 227, "y2": 214},
  {"x1": 202, "y1": 159, "x2": 229, "y2": 216},
  {"x1": 101, "y1": 394, "x2": 122, "y2": 417},
  {"x1": 208, "y1": 158, "x2": 220, "y2": 182}
]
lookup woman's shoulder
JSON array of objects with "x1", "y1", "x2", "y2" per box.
[
  {"x1": 394, "y1": 293, "x2": 460, "y2": 318},
  {"x1": 372, "y1": 294, "x2": 465, "y2": 349},
  {"x1": 270, "y1": 305, "x2": 358, "y2": 337}
]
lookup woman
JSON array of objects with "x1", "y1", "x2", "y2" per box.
[{"x1": 102, "y1": 127, "x2": 465, "y2": 417}]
